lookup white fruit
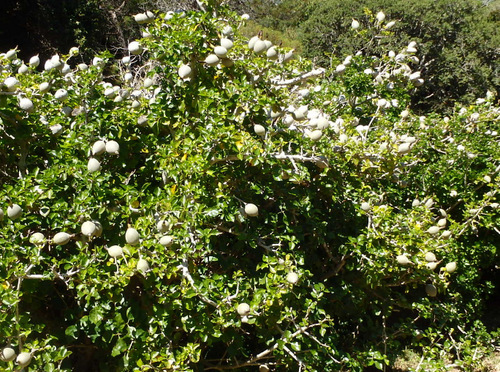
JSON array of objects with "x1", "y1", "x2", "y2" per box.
[
  {"x1": 425, "y1": 284, "x2": 437, "y2": 297},
  {"x1": 220, "y1": 38, "x2": 233, "y2": 50},
  {"x1": 178, "y1": 64, "x2": 192, "y2": 79},
  {"x1": 108, "y1": 245, "x2": 123, "y2": 258},
  {"x1": 53, "y1": 232, "x2": 71, "y2": 245},
  {"x1": 425, "y1": 252, "x2": 437, "y2": 262},
  {"x1": 128, "y1": 41, "x2": 143, "y2": 55},
  {"x1": 205, "y1": 54, "x2": 219, "y2": 66},
  {"x1": 159, "y1": 235, "x2": 174, "y2": 247},
  {"x1": 398, "y1": 143, "x2": 411, "y2": 154},
  {"x1": 134, "y1": 13, "x2": 149, "y2": 24},
  {"x1": 266, "y1": 47, "x2": 278, "y2": 60},
  {"x1": 351, "y1": 19, "x2": 360, "y2": 29},
  {"x1": 78, "y1": 63, "x2": 88, "y2": 71},
  {"x1": 335, "y1": 64, "x2": 346, "y2": 74},
  {"x1": 222, "y1": 25, "x2": 233, "y2": 36},
  {"x1": 214, "y1": 46, "x2": 228, "y2": 58},
  {"x1": 248, "y1": 36, "x2": 259, "y2": 49},
  {"x1": 137, "y1": 258, "x2": 150, "y2": 273},
  {"x1": 282, "y1": 50, "x2": 294, "y2": 63},
  {"x1": 360, "y1": 202, "x2": 370, "y2": 211},
  {"x1": 87, "y1": 158, "x2": 101, "y2": 173},
  {"x1": 7, "y1": 204, "x2": 22, "y2": 219},
  {"x1": 286, "y1": 272, "x2": 299, "y2": 284},
  {"x1": 55, "y1": 89, "x2": 68, "y2": 101},
  {"x1": 427, "y1": 226, "x2": 440, "y2": 235},
  {"x1": 105, "y1": 140, "x2": 120, "y2": 155},
  {"x1": 39, "y1": 82, "x2": 50, "y2": 93},
  {"x1": 437, "y1": 218, "x2": 447, "y2": 227},
  {"x1": 396, "y1": 255, "x2": 410, "y2": 265},
  {"x1": 253, "y1": 40, "x2": 267, "y2": 53},
  {"x1": 254, "y1": 124, "x2": 266, "y2": 136},
  {"x1": 385, "y1": 20, "x2": 396, "y2": 29},
  {"x1": 1, "y1": 347, "x2": 16, "y2": 362},
  {"x1": 29, "y1": 55, "x2": 40, "y2": 67},
  {"x1": 30, "y1": 232, "x2": 46, "y2": 245},
  {"x1": 125, "y1": 227, "x2": 140, "y2": 245},
  {"x1": 426, "y1": 262, "x2": 438, "y2": 270},
  {"x1": 445, "y1": 262, "x2": 457, "y2": 273},
  {"x1": 4, "y1": 77, "x2": 20, "y2": 91},
  {"x1": 308, "y1": 130, "x2": 323, "y2": 141},
  {"x1": 143, "y1": 77, "x2": 154, "y2": 88},
  {"x1": 237, "y1": 302, "x2": 250, "y2": 316},
  {"x1": 50, "y1": 124, "x2": 63, "y2": 135},
  {"x1": 81, "y1": 221, "x2": 97, "y2": 237},
  {"x1": 244, "y1": 203, "x2": 259, "y2": 217},
  {"x1": 19, "y1": 98, "x2": 34, "y2": 113},
  {"x1": 92, "y1": 140, "x2": 106, "y2": 156},
  {"x1": 16, "y1": 352, "x2": 32, "y2": 367},
  {"x1": 376, "y1": 11, "x2": 386, "y2": 22},
  {"x1": 157, "y1": 220, "x2": 169, "y2": 233},
  {"x1": 441, "y1": 230, "x2": 452, "y2": 239}
]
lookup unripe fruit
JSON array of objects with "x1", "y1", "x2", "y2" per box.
[
  {"x1": 396, "y1": 255, "x2": 410, "y2": 265},
  {"x1": 425, "y1": 252, "x2": 437, "y2": 262},
  {"x1": 178, "y1": 64, "x2": 192, "y2": 79},
  {"x1": 308, "y1": 130, "x2": 323, "y2": 141},
  {"x1": 286, "y1": 272, "x2": 299, "y2": 284},
  {"x1": 335, "y1": 64, "x2": 346, "y2": 74},
  {"x1": 254, "y1": 124, "x2": 266, "y2": 136},
  {"x1": 244, "y1": 203, "x2": 259, "y2": 217},
  {"x1": 253, "y1": 40, "x2": 267, "y2": 53},
  {"x1": 237, "y1": 302, "x2": 250, "y2": 316},
  {"x1": 1, "y1": 347, "x2": 16, "y2": 362},
  {"x1": 214, "y1": 46, "x2": 228, "y2": 58},
  {"x1": 128, "y1": 41, "x2": 143, "y2": 55},
  {"x1": 427, "y1": 226, "x2": 440, "y2": 235},
  {"x1": 93, "y1": 220, "x2": 103, "y2": 237},
  {"x1": 16, "y1": 352, "x2": 32, "y2": 367},
  {"x1": 108, "y1": 245, "x2": 123, "y2": 258},
  {"x1": 159, "y1": 235, "x2": 174, "y2": 247},
  {"x1": 53, "y1": 232, "x2": 71, "y2": 245},
  {"x1": 105, "y1": 140, "x2": 119, "y2": 155},
  {"x1": 220, "y1": 38, "x2": 233, "y2": 50},
  {"x1": 30, "y1": 232, "x2": 46, "y2": 245},
  {"x1": 54, "y1": 89, "x2": 68, "y2": 101},
  {"x1": 87, "y1": 158, "x2": 101, "y2": 173},
  {"x1": 81, "y1": 221, "x2": 97, "y2": 237},
  {"x1": 425, "y1": 284, "x2": 437, "y2": 297},
  {"x1": 385, "y1": 20, "x2": 396, "y2": 29},
  {"x1": 19, "y1": 98, "x2": 34, "y2": 113},
  {"x1": 7, "y1": 204, "x2": 22, "y2": 219},
  {"x1": 125, "y1": 227, "x2": 140, "y2": 245},
  {"x1": 137, "y1": 258, "x2": 150, "y2": 273},
  {"x1": 205, "y1": 54, "x2": 219, "y2": 66},
  {"x1": 92, "y1": 140, "x2": 106, "y2": 156},
  {"x1": 360, "y1": 202, "x2": 370, "y2": 211},
  {"x1": 445, "y1": 262, "x2": 457, "y2": 273}
]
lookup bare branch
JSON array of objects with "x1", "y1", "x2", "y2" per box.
[{"x1": 271, "y1": 68, "x2": 326, "y2": 86}]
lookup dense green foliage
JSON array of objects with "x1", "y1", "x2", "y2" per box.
[{"x1": 0, "y1": 1, "x2": 499, "y2": 371}]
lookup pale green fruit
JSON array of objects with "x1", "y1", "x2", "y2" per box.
[
  {"x1": 220, "y1": 38, "x2": 233, "y2": 50},
  {"x1": 244, "y1": 203, "x2": 259, "y2": 217},
  {"x1": 108, "y1": 245, "x2": 123, "y2": 258},
  {"x1": 412, "y1": 199, "x2": 420, "y2": 207},
  {"x1": 360, "y1": 202, "x2": 370, "y2": 211},
  {"x1": 30, "y1": 232, "x2": 46, "y2": 245},
  {"x1": 427, "y1": 226, "x2": 440, "y2": 235},
  {"x1": 125, "y1": 227, "x2": 140, "y2": 245},
  {"x1": 214, "y1": 46, "x2": 228, "y2": 58},
  {"x1": 16, "y1": 352, "x2": 32, "y2": 367},
  {"x1": 445, "y1": 262, "x2": 457, "y2": 273},
  {"x1": 316, "y1": 117, "x2": 330, "y2": 130},
  {"x1": 401, "y1": 110, "x2": 410, "y2": 119},
  {"x1": 204, "y1": 54, "x2": 219, "y2": 66},
  {"x1": 253, "y1": 40, "x2": 267, "y2": 53},
  {"x1": 385, "y1": 20, "x2": 396, "y2": 29},
  {"x1": 81, "y1": 221, "x2": 97, "y2": 237},
  {"x1": 131, "y1": 100, "x2": 141, "y2": 109},
  {"x1": 1, "y1": 347, "x2": 16, "y2": 362},
  {"x1": 19, "y1": 98, "x2": 34, "y2": 113},
  {"x1": 78, "y1": 63, "x2": 88, "y2": 71},
  {"x1": 286, "y1": 272, "x2": 299, "y2": 284},
  {"x1": 105, "y1": 140, "x2": 119, "y2": 155},
  {"x1": 159, "y1": 235, "x2": 174, "y2": 247},
  {"x1": 335, "y1": 64, "x2": 346, "y2": 74},
  {"x1": 53, "y1": 232, "x2": 71, "y2": 245},
  {"x1": 54, "y1": 89, "x2": 68, "y2": 101},
  {"x1": 308, "y1": 130, "x2": 323, "y2": 141},
  {"x1": 425, "y1": 252, "x2": 437, "y2": 262},
  {"x1": 425, "y1": 284, "x2": 437, "y2": 297},
  {"x1": 50, "y1": 124, "x2": 63, "y2": 136},
  {"x1": 137, "y1": 258, "x2": 150, "y2": 273},
  {"x1": 237, "y1": 302, "x2": 250, "y2": 316},
  {"x1": 92, "y1": 140, "x2": 106, "y2": 156},
  {"x1": 254, "y1": 124, "x2": 266, "y2": 136},
  {"x1": 5, "y1": 49, "x2": 17, "y2": 60},
  {"x1": 7, "y1": 204, "x2": 22, "y2": 220},
  {"x1": 178, "y1": 64, "x2": 192, "y2": 79},
  {"x1": 396, "y1": 255, "x2": 410, "y2": 265},
  {"x1": 128, "y1": 41, "x2": 143, "y2": 55},
  {"x1": 87, "y1": 158, "x2": 101, "y2": 173}
]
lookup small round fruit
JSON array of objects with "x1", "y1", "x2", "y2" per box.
[
  {"x1": 253, "y1": 39, "x2": 267, "y2": 53},
  {"x1": 244, "y1": 203, "x2": 259, "y2": 217},
  {"x1": 92, "y1": 140, "x2": 106, "y2": 156},
  {"x1": 426, "y1": 262, "x2": 438, "y2": 270},
  {"x1": 81, "y1": 221, "x2": 97, "y2": 237},
  {"x1": 254, "y1": 124, "x2": 266, "y2": 136},
  {"x1": 4, "y1": 77, "x2": 20, "y2": 91},
  {"x1": 237, "y1": 303, "x2": 250, "y2": 316},
  {"x1": 220, "y1": 38, "x2": 233, "y2": 50},
  {"x1": 16, "y1": 352, "x2": 32, "y2": 367},
  {"x1": 204, "y1": 54, "x2": 219, "y2": 66},
  {"x1": 54, "y1": 89, "x2": 68, "y2": 101},
  {"x1": 286, "y1": 272, "x2": 299, "y2": 284},
  {"x1": 39, "y1": 82, "x2": 50, "y2": 93},
  {"x1": 53, "y1": 232, "x2": 71, "y2": 245},
  {"x1": 30, "y1": 232, "x2": 46, "y2": 245},
  {"x1": 427, "y1": 226, "x2": 440, "y2": 235},
  {"x1": 105, "y1": 140, "x2": 119, "y2": 155},
  {"x1": 351, "y1": 19, "x2": 360, "y2": 29},
  {"x1": 266, "y1": 47, "x2": 278, "y2": 60},
  {"x1": 108, "y1": 245, "x2": 123, "y2": 258},
  {"x1": 1, "y1": 347, "x2": 16, "y2": 362},
  {"x1": 19, "y1": 98, "x2": 34, "y2": 113},
  {"x1": 157, "y1": 220, "x2": 169, "y2": 233},
  {"x1": 159, "y1": 235, "x2": 174, "y2": 247},
  {"x1": 425, "y1": 252, "x2": 437, "y2": 262},
  {"x1": 137, "y1": 258, "x2": 150, "y2": 273},
  {"x1": 178, "y1": 64, "x2": 192, "y2": 79},
  {"x1": 128, "y1": 41, "x2": 143, "y2": 55},
  {"x1": 214, "y1": 46, "x2": 228, "y2": 58},
  {"x1": 441, "y1": 230, "x2": 452, "y2": 239},
  {"x1": 425, "y1": 284, "x2": 437, "y2": 297},
  {"x1": 396, "y1": 255, "x2": 410, "y2": 265},
  {"x1": 125, "y1": 227, "x2": 140, "y2": 245},
  {"x1": 398, "y1": 143, "x2": 411, "y2": 154},
  {"x1": 87, "y1": 158, "x2": 101, "y2": 173},
  {"x1": 445, "y1": 262, "x2": 457, "y2": 273},
  {"x1": 437, "y1": 218, "x2": 447, "y2": 227},
  {"x1": 308, "y1": 130, "x2": 323, "y2": 141},
  {"x1": 7, "y1": 204, "x2": 22, "y2": 220},
  {"x1": 360, "y1": 202, "x2": 370, "y2": 211}
]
